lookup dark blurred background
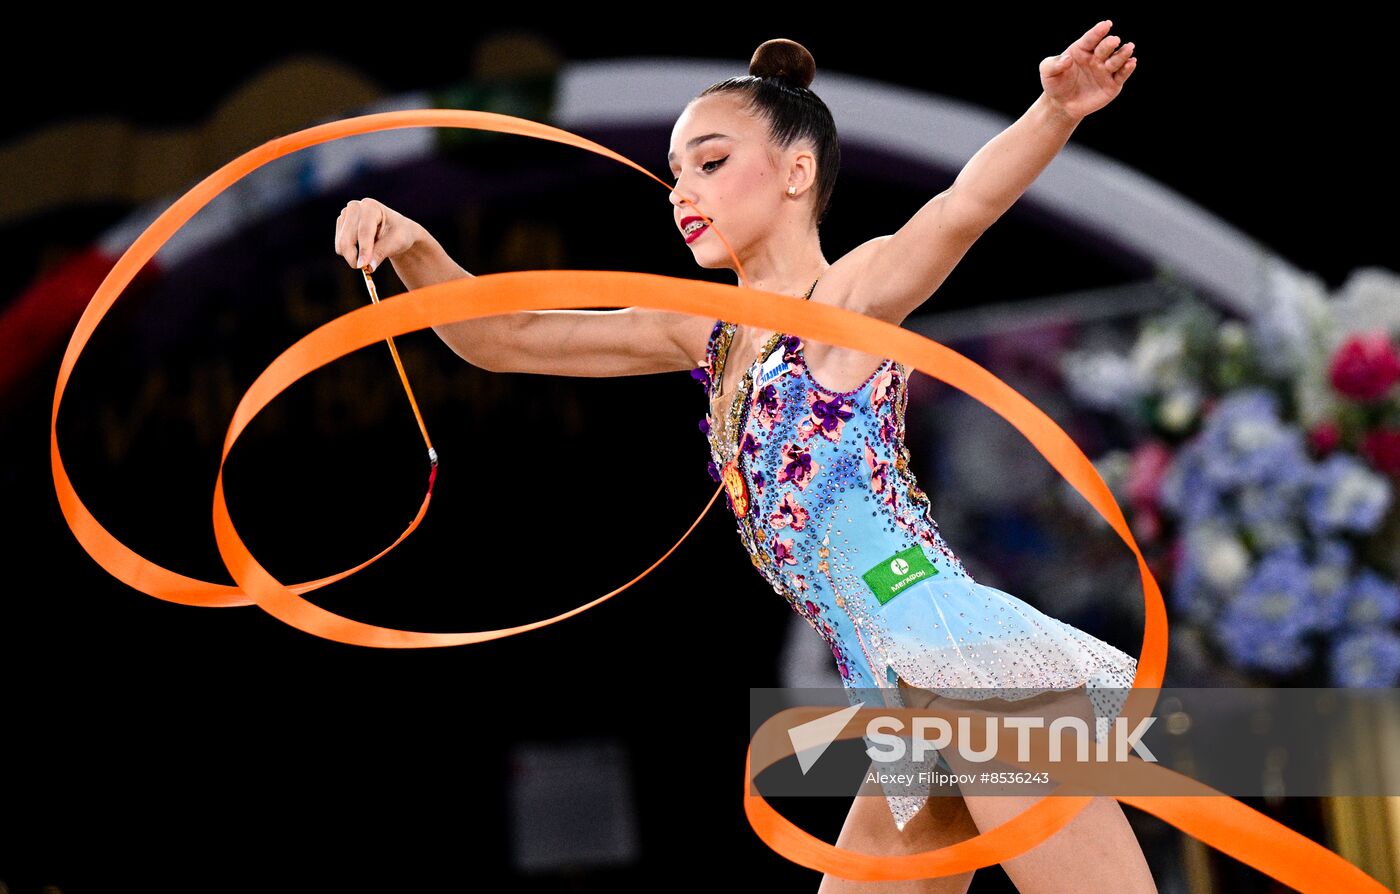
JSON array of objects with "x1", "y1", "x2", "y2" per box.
[{"x1": 2, "y1": 9, "x2": 1393, "y2": 893}]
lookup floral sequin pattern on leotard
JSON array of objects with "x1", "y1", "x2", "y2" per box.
[
  {"x1": 693, "y1": 321, "x2": 973, "y2": 684},
  {"x1": 692, "y1": 315, "x2": 1140, "y2": 833}
]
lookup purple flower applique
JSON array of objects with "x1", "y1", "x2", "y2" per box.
[
  {"x1": 801, "y1": 392, "x2": 854, "y2": 442},
  {"x1": 753, "y1": 383, "x2": 781, "y2": 431},
  {"x1": 878, "y1": 414, "x2": 898, "y2": 446},
  {"x1": 740, "y1": 432, "x2": 761, "y2": 458},
  {"x1": 782, "y1": 336, "x2": 803, "y2": 365},
  {"x1": 691, "y1": 364, "x2": 711, "y2": 395},
  {"x1": 827, "y1": 636, "x2": 851, "y2": 680},
  {"x1": 772, "y1": 536, "x2": 797, "y2": 568},
  {"x1": 698, "y1": 416, "x2": 711, "y2": 436},
  {"x1": 777, "y1": 442, "x2": 820, "y2": 489},
  {"x1": 706, "y1": 460, "x2": 721, "y2": 482}
]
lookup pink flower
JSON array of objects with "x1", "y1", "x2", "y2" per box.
[
  {"x1": 870, "y1": 368, "x2": 897, "y2": 409},
  {"x1": 1329, "y1": 330, "x2": 1400, "y2": 402},
  {"x1": 769, "y1": 491, "x2": 810, "y2": 531},
  {"x1": 865, "y1": 441, "x2": 896, "y2": 506},
  {"x1": 1308, "y1": 420, "x2": 1342, "y2": 456},
  {"x1": 1131, "y1": 506, "x2": 1162, "y2": 542},
  {"x1": 1128, "y1": 441, "x2": 1172, "y2": 509},
  {"x1": 1360, "y1": 426, "x2": 1400, "y2": 475},
  {"x1": 773, "y1": 537, "x2": 797, "y2": 567}
]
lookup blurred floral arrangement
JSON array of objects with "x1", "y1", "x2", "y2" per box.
[{"x1": 1058, "y1": 262, "x2": 1400, "y2": 686}]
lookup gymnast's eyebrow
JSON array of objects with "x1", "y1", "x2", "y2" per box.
[{"x1": 667, "y1": 132, "x2": 733, "y2": 167}]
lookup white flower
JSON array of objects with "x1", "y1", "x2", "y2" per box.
[
  {"x1": 1158, "y1": 386, "x2": 1201, "y2": 434},
  {"x1": 1330, "y1": 266, "x2": 1400, "y2": 340},
  {"x1": 1292, "y1": 374, "x2": 1341, "y2": 431},
  {"x1": 1060, "y1": 349, "x2": 1146, "y2": 412},
  {"x1": 1201, "y1": 535, "x2": 1252, "y2": 591},
  {"x1": 1132, "y1": 326, "x2": 1188, "y2": 391},
  {"x1": 1250, "y1": 258, "x2": 1335, "y2": 379}
]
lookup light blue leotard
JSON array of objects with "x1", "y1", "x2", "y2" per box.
[{"x1": 695, "y1": 288, "x2": 1139, "y2": 831}]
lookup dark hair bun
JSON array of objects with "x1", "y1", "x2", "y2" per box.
[{"x1": 749, "y1": 39, "x2": 816, "y2": 90}]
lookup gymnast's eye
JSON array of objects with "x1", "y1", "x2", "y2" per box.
[{"x1": 671, "y1": 157, "x2": 725, "y2": 183}]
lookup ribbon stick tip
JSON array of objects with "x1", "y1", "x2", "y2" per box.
[{"x1": 428, "y1": 447, "x2": 438, "y2": 465}]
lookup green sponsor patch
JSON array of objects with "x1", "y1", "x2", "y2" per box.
[{"x1": 862, "y1": 545, "x2": 939, "y2": 605}]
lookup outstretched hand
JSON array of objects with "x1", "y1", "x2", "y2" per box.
[{"x1": 1040, "y1": 19, "x2": 1137, "y2": 121}]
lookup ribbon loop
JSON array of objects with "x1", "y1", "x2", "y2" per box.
[{"x1": 49, "y1": 109, "x2": 1386, "y2": 890}]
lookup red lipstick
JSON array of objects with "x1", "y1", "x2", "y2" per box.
[{"x1": 680, "y1": 215, "x2": 710, "y2": 244}]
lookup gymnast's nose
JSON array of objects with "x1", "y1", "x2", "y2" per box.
[{"x1": 670, "y1": 177, "x2": 698, "y2": 208}]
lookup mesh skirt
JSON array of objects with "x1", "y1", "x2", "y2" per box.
[{"x1": 855, "y1": 574, "x2": 1139, "y2": 832}]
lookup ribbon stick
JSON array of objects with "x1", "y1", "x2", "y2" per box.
[
  {"x1": 49, "y1": 109, "x2": 1387, "y2": 890},
  {"x1": 361, "y1": 264, "x2": 438, "y2": 479}
]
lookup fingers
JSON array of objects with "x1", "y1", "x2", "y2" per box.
[
  {"x1": 1107, "y1": 43, "x2": 1136, "y2": 73},
  {"x1": 1113, "y1": 54, "x2": 1138, "y2": 83},
  {"x1": 1095, "y1": 33, "x2": 1122, "y2": 61},
  {"x1": 336, "y1": 200, "x2": 372, "y2": 269},
  {"x1": 1072, "y1": 19, "x2": 1112, "y2": 53},
  {"x1": 355, "y1": 199, "x2": 384, "y2": 271},
  {"x1": 335, "y1": 204, "x2": 357, "y2": 268},
  {"x1": 1087, "y1": 20, "x2": 1136, "y2": 78}
]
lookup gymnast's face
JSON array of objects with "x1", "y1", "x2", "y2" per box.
[{"x1": 668, "y1": 93, "x2": 795, "y2": 271}]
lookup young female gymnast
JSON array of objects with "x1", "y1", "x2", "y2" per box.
[{"x1": 334, "y1": 31, "x2": 1153, "y2": 893}]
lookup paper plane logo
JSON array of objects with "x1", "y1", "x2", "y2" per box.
[{"x1": 788, "y1": 701, "x2": 865, "y2": 774}]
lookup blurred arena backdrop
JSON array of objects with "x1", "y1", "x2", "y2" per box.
[{"x1": 2, "y1": 10, "x2": 1395, "y2": 893}]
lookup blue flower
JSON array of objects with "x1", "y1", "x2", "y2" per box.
[
  {"x1": 1329, "y1": 629, "x2": 1400, "y2": 687},
  {"x1": 1340, "y1": 568, "x2": 1400, "y2": 629},
  {"x1": 1211, "y1": 548, "x2": 1318, "y2": 673},
  {"x1": 1307, "y1": 539, "x2": 1354, "y2": 634},
  {"x1": 1159, "y1": 442, "x2": 1226, "y2": 521},
  {"x1": 1305, "y1": 452, "x2": 1393, "y2": 537},
  {"x1": 1197, "y1": 389, "x2": 1311, "y2": 492},
  {"x1": 1171, "y1": 518, "x2": 1243, "y2": 622},
  {"x1": 1235, "y1": 481, "x2": 1298, "y2": 526},
  {"x1": 1214, "y1": 616, "x2": 1313, "y2": 675},
  {"x1": 1170, "y1": 541, "x2": 1215, "y2": 623}
]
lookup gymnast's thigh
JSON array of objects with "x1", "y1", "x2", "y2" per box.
[{"x1": 822, "y1": 780, "x2": 978, "y2": 894}]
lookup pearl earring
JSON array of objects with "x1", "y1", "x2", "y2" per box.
[{"x1": 787, "y1": 185, "x2": 796, "y2": 196}]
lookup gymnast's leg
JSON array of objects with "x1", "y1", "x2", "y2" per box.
[
  {"x1": 904, "y1": 681, "x2": 1158, "y2": 894},
  {"x1": 818, "y1": 772, "x2": 978, "y2": 894}
]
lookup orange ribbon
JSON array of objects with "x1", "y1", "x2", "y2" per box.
[{"x1": 49, "y1": 109, "x2": 1386, "y2": 890}]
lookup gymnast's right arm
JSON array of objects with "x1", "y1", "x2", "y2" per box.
[{"x1": 335, "y1": 198, "x2": 713, "y2": 377}]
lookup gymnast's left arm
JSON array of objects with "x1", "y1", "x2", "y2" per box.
[{"x1": 854, "y1": 20, "x2": 1137, "y2": 326}]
